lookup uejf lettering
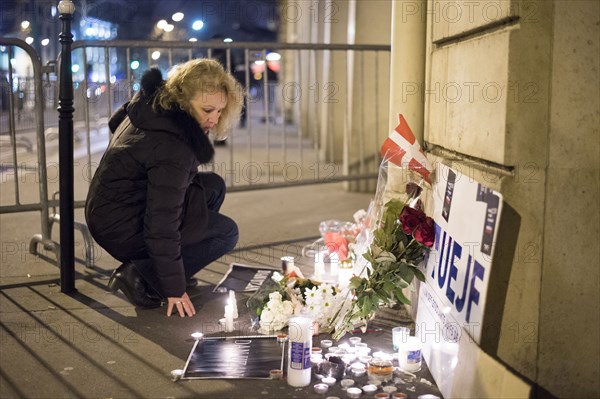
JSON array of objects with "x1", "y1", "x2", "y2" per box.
[{"x1": 430, "y1": 223, "x2": 484, "y2": 324}]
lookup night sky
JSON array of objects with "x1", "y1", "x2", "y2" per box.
[{"x1": 1, "y1": 0, "x2": 280, "y2": 42}]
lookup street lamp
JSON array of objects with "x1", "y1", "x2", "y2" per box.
[
  {"x1": 157, "y1": 19, "x2": 167, "y2": 30},
  {"x1": 58, "y1": 0, "x2": 76, "y2": 293},
  {"x1": 192, "y1": 20, "x2": 204, "y2": 30}
]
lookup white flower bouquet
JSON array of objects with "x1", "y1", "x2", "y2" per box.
[{"x1": 247, "y1": 271, "x2": 345, "y2": 334}]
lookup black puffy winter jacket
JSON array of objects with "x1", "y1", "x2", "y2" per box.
[{"x1": 85, "y1": 69, "x2": 215, "y2": 297}]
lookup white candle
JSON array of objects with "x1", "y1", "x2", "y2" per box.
[
  {"x1": 287, "y1": 314, "x2": 312, "y2": 387},
  {"x1": 228, "y1": 290, "x2": 238, "y2": 319},
  {"x1": 224, "y1": 304, "x2": 234, "y2": 332},
  {"x1": 398, "y1": 336, "x2": 422, "y2": 372},
  {"x1": 329, "y1": 252, "x2": 339, "y2": 277},
  {"x1": 338, "y1": 262, "x2": 353, "y2": 289}
]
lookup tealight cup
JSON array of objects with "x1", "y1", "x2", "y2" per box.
[
  {"x1": 343, "y1": 354, "x2": 357, "y2": 364},
  {"x1": 277, "y1": 333, "x2": 288, "y2": 343},
  {"x1": 311, "y1": 354, "x2": 324, "y2": 363},
  {"x1": 314, "y1": 383, "x2": 329, "y2": 394},
  {"x1": 346, "y1": 387, "x2": 362, "y2": 398},
  {"x1": 358, "y1": 355, "x2": 372, "y2": 364},
  {"x1": 382, "y1": 386, "x2": 397, "y2": 394},
  {"x1": 362, "y1": 384, "x2": 377, "y2": 394},
  {"x1": 349, "y1": 336, "x2": 362, "y2": 346},
  {"x1": 374, "y1": 393, "x2": 390, "y2": 399},
  {"x1": 269, "y1": 369, "x2": 283, "y2": 380},
  {"x1": 357, "y1": 347, "x2": 371, "y2": 356},
  {"x1": 170, "y1": 369, "x2": 184, "y2": 381},
  {"x1": 321, "y1": 376, "x2": 337, "y2": 386},
  {"x1": 350, "y1": 362, "x2": 366, "y2": 377},
  {"x1": 340, "y1": 378, "x2": 355, "y2": 390},
  {"x1": 320, "y1": 339, "x2": 333, "y2": 348}
]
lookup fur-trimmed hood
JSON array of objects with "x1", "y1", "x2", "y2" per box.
[{"x1": 108, "y1": 68, "x2": 214, "y2": 164}]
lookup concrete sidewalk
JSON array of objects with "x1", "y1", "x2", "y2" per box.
[{"x1": 0, "y1": 184, "x2": 380, "y2": 399}]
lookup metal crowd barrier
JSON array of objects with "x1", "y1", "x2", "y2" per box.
[{"x1": 0, "y1": 38, "x2": 390, "y2": 271}]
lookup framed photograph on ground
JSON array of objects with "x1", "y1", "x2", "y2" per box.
[
  {"x1": 213, "y1": 263, "x2": 278, "y2": 293},
  {"x1": 182, "y1": 336, "x2": 286, "y2": 379}
]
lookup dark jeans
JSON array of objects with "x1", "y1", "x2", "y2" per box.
[
  {"x1": 132, "y1": 173, "x2": 238, "y2": 295},
  {"x1": 180, "y1": 172, "x2": 239, "y2": 280}
]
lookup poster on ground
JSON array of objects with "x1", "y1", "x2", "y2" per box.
[
  {"x1": 213, "y1": 263, "x2": 278, "y2": 292},
  {"x1": 183, "y1": 336, "x2": 286, "y2": 379}
]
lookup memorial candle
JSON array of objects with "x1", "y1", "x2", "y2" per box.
[
  {"x1": 228, "y1": 290, "x2": 239, "y2": 319},
  {"x1": 287, "y1": 314, "x2": 312, "y2": 387},
  {"x1": 224, "y1": 304, "x2": 234, "y2": 332},
  {"x1": 337, "y1": 259, "x2": 354, "y2": 289}
]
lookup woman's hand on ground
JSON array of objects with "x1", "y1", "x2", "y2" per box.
[{"x1": 167, "y1": 292, "x2": 196, "y2": 317}]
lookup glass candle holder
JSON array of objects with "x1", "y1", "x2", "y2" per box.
[{"x1": 367, "y1": 358, "x2": 394, "y2": 383}]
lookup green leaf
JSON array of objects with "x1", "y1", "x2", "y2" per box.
[
  {"x1": 398, "y1": 262, "x2": 415, "y2": 283},
  {"x1": 394, "y1": 288, "x2": 411, "y2": 304},
  {"x1": 414, "y1": 268, "x2": 426, "y2": 282},
  {"x1": 349, "y1": 276, "x2": 364, "y2": 290}
]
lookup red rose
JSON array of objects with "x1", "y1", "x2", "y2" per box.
[
  {"x1": 399, "y1": 206, "x2": 426, "y2": 234},
  {"x1": 414, "y1": 216, "x2": 435, "y2": 247}
]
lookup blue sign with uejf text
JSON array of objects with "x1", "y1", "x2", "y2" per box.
[{"x1": 415, "y1": 164, "x2": 503, "y2": 396}]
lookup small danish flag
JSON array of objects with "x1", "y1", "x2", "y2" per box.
[{"x1": 380, "y1": 114, "x2": 433, "y2": 184}]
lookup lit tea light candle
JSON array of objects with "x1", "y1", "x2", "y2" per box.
[
  {"x1": 313, "y1": 383, "x2": 329, "y2": 394},
  {"x1": 362, "y1": 384, "x2": 378, "y2": 394},
  {"x1": 321, "y1": 376, "x2": 336, "y2": 386},
  {"x1": 351, "y1": 362, "x2": 366, "y2": 374},
  {"x1": 170, "y1": 369, "x2": 184, "y2": 381},
  {"x1": 340, "y1": 378, "x2": 355, "y2": 390},
  {"x1": 346, "y1": 387, "x2": 363, "y2": 398},
  {"x1": 382, "y1": 386, "x2": 397, "y2": 394},
  {"x1": 357, "y1": 347, "x2": 371, "y2": 356},
  {"x1": 358, "y1": 355, "x2": 372, "y2": 364},
  {"x1": 190, "y1": 332, "x2": 203, "y2": 341},
  {"x1": 349, "y1": 336, "x2": 362, "y2": 346},
  {"x1": 277, "y1": 333, "x2": 288, "y2": 343},
  {"x1": 320, "y1": 339, "x2": 333, "y2": 348},
  {"x1": 269, "y1": 369, "x2": 283, "y2": 379},
  {"x1": 343, "y1": 353, "x2": 357, "y2": 364}
]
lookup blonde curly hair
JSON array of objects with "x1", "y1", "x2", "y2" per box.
[{"x1": 156, "y1": 58, "x2": 244, "y2": 140}]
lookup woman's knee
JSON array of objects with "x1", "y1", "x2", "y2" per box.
[
  {"x1": 223, "y1": 216, "x2": 239, "y2": 251},
  {"x1": 197, "y1": 172, "x2": 226, "y2": 194}
]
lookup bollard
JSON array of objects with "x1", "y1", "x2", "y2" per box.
[{"x1": 58, "y1": 0, "x2": 76, "y2": 293}]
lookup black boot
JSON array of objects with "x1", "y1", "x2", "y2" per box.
[{"x1": 108, "y1": 263, "x2": 163, "y2": 308}]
